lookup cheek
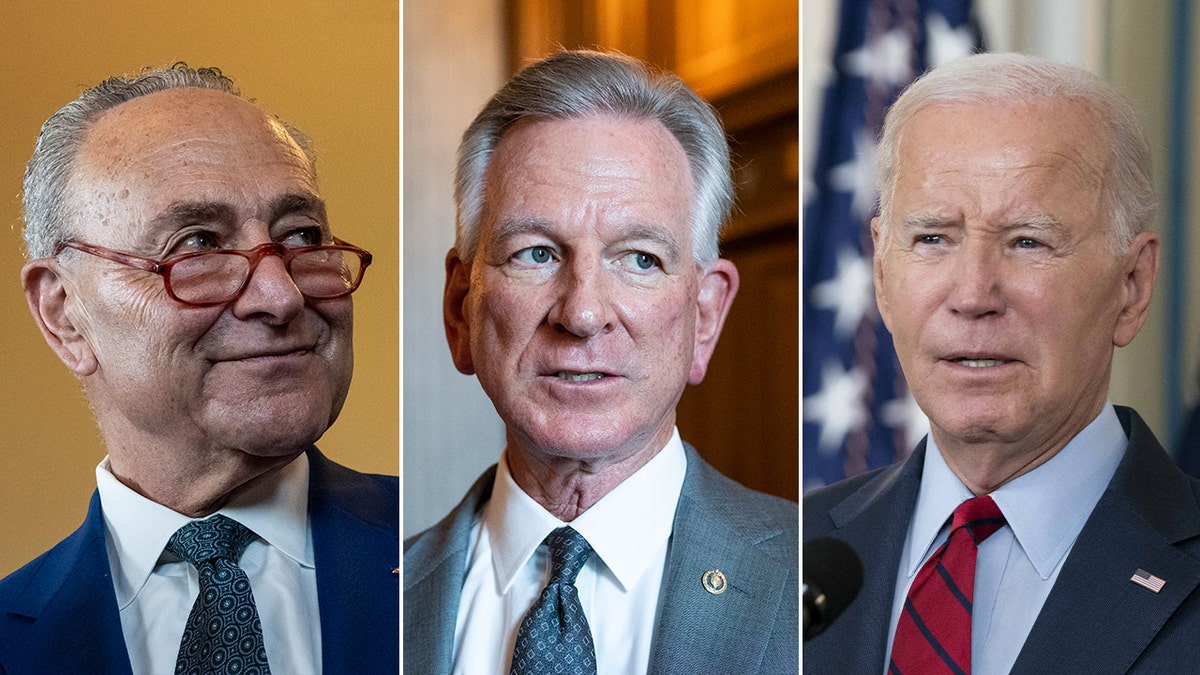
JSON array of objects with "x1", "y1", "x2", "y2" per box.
[
  {"x1": 625, "y1": 286, "x2": 695, "y2": 357},
  {"x1": 473, "y1": 283, "x2": 536, "y2": 337},
  {"x1": 81, "y1": 283, "x2": 209, "y2": 364},
  {"x1": 318, "y1": 301, "x2": 355, "y2": 369},
  {"x1": 880, "y1": 271, "x2": 928, "y2": 340}
]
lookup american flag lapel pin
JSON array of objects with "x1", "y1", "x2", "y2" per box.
[{"x1": 1131, "y1": 568, "x2": 1166, "y2": 593}]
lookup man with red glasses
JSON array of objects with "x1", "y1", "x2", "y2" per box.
[{"x1": 0, "y1": 64, "x2": 397, "y2": 674}]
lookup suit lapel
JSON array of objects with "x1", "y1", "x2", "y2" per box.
[
  {"x1": 1, "y1": 491, "x2": 134, "y2": 675},
  {"x1": 1012, "y1": 408, "x2": 1200, "y2": 673},
  {"x1": 308, "y1": 449, "x2": 400, "y2": 673},
  {"x1": 649, "y1": 447, "x2": 796, "y2": 673},
  {"x1": 803, "y1": 443, "x2": 925, "y2": 674},
  {"x1": 402, "y1": 465, "x2": 496, "y2": 673}
]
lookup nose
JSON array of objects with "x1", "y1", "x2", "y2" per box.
[
  {"x1": 230, "y1": 252, "x2": 306, "y2": 324},
  {"x1": 947, "y1": 241, "x2": 1006, "y2": 318},
  {"x1": 548, "y1": 256, "x2": 616, "y2": 338}
]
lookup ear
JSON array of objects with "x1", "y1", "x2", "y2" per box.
[
  {"x1": 22, "y1": 258, "x2": 97, "y2": 376},
  {"x1": 1112, "y1": 230, "x2": 1160, "y2": 348},
  {"x1": 688, "y1": 258, "x2": 739, "y2": 385},
  {"x1": 871, "y1": 216, "x2": 893, "y2": 329},
  {"x1": 443, "y1": 248, "x2": 476, "y2": 375}
]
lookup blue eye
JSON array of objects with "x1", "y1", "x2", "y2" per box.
[
  {"x1": 515, "y1": 246, "x2": 553, "y2": 264},
  {"x1": 621, "y1": 251, "x2": 660, "y2": 271},
  {"x1": 1014, "y1": 237, "x2": 1041, "y2": 249},
  {"x1": 918, "y1": 234, "x2": 942, "y2": 245}
]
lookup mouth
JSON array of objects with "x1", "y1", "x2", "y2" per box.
[
  {"x1": 949, "y1": 358, "x2": 1010, "y2": 368},
  {"x1": 219, "y1": 346, "x2": 313, "y2": 362},
  {"x1": 553, "y1": 371, "x2": 606, "y2": 382}
]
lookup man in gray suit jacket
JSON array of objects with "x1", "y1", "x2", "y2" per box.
[
  {"x1": 404, "y1": 51, "x2": 798, "y2": 674},
  {"x1": 804, "y1": 52, "x2": 1200, "y2": 673}
]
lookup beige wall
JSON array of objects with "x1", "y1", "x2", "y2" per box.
[
  {"x1": 0, "y1": 2, "x2": 398, "y2": 576},
  {"x1": 402, "y1": 0, "x2": 508, "y2": 536}
]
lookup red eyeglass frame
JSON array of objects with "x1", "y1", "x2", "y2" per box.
[{"x1": 53, "y1": 238, "x2": 373, "y2": 307}]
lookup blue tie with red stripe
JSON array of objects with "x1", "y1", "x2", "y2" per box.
[{"x1": 889, "y1": 495, "x2": 1006, "y2": 675}]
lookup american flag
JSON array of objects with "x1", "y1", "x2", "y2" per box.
[
  {"x1": 802, "y1": 0, "x2": 984, "y2": 491},
  {"x1": 1131, "y1": 568, "x2": 1166, "y2": 593}
]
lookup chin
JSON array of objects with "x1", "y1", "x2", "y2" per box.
[
  {"x1": 516, "y1": 417, "x2": 665, "y2": 465},
  {"x1": 206, "y1": 406, "x2": 332, "y2": 456}
]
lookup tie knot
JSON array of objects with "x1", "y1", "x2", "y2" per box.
[
  {"x1": 951, "y1": 495, "x2": 1006, "y2": 545},
  {"x1": 166, "y1": 514, "x2": 256, "y2": 566},
  {"x1": 544, "y1": 526, "x2": 592, "y2": 586}
]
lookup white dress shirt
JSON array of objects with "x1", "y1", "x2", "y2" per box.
[
  {"x1": 885, "y1": 402, "x2": 1128, "y2": 674},
  {"x1": 98, "y1": 452, "x2": 322, "y2": 675},
  {"x1": 452, "y1": 429, "x2": 688, "y2": 675}
]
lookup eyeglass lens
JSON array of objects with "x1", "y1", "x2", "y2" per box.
[{"x1": 169, "y1": 248, "x2": 363, "y2": 304}]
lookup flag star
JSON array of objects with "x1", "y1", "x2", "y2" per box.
[
  {"x1": 828, "y1": 129, "x2": 878, "y2": 222},
  {"x1": 882, "y1": 390, "x2": 929, "y2": 453},
  {"x1": 811, "y1": 247, "x2": 874, "y2": 338},
  {"x1": 804, "y1": 361, "x2": 869, "y2": 454},
  {"x1": 926, "y1": 12, "x2": 976, "y2": 68},
  {"x1": 843, "y1": 29, "x2": 914, "y2": 88}
]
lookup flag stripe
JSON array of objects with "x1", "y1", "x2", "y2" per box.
[{"x1": 803, "y1": 0, "x2": 984, "y2": 490}]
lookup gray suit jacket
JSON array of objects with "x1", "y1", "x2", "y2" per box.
[
  {"x1": 404, "y1": 444, "x2": 798, "y2": 674},
  {"x1": 804, "y1": 406, "x2": 1200, "y2": 674}
]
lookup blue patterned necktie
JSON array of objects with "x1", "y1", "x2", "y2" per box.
[
  {"x1": 509, "y1": 527, "x2": 598, "y2": 675},
  {"x1": 167, "y1": 514, "x2": 271, "y2": 675}
]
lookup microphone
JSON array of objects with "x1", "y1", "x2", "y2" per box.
[{"x1": 803, "y1": 537, "x2": 863, "y2": 640}]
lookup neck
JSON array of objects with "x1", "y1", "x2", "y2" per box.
[
  {"x1": 932, "y1": 408, "x2": 1104, "y2": 495},
  {"x1": 106, "y1": 442, "x2": 303, "y2": 517},
  {"x1": 506, "y1": 437, "x2": 666, "y2": 521},
  {"x1": 935, "y1": 439, "x2": 1062, "y2": 495}
]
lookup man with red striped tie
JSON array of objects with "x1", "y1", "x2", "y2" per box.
[{"x1": 805, "y1": 52, "x2": 1200, "y2": 673}]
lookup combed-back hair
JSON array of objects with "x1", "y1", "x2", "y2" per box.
[
  {"x1": 23, "y1": 62, "x2": 314, "y2": 258},
  {"x1": 876, "y1": 51, "x2": 1154, "y2": 252},
  {"x1": 454, "y1": 50, "x2": 733, "y2": 265}
]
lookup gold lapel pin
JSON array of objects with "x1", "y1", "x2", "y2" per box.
[{"x1": 702, "y1": 569, "x2": 728, "y2": 595}]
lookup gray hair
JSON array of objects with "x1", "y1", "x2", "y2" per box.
[
  {"x1": 22, "y1": 62, "x2": 314, "y2": 259},
  {"x1": 454, "y1": 50, "x2": 733, "y2": 265},
  {"x1": 876, "y1": 51, "x2": 1154, "y2": 252}
]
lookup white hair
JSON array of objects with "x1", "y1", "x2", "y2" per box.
[{"x1": 876, "y1": 52, "x2": 1154, "y2": 252}]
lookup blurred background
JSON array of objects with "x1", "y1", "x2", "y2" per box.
[
  {"x1": 0, "y1": 2, "x2": 398, "y2": 576},
  {"x1": 803, "y1": 0, "x2": 1200, "y2": 489},
  {"x1": 404, "y1": 0, "x2": 799, "y2": 537}
]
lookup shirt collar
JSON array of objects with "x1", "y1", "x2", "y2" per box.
[
  {"x1": 97, "y1": 451, "x2": 313, "y2": 608},
  {"x1": 482, "y1": 429, "x2": 687, "y2": 594},
  {"x1": 908, "y1": 402, "x2": 1127, "y2": 579}
]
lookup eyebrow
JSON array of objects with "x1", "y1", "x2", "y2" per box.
[
  {"x1": 492, "y1": 216, "x2": 554, "y2": 243},
  {"x1": 272, "y1": 192, "x2": 328, "y2": 223},
  {"x1": 900, "y1": 212, "x2": 956, "y2": 230},
  {"x1": 900, "y1": 212, "x2": 1068, "y2": 234},
  {"x1": 148, "y1": 201, "x2": 236, "y2": 230},
  {"x1": 491, "y1": 217, "x2": 683, "y2": 261},
  {"x1": 1005, "y1": 214, "x2": 1066, "y2": 233},
  {"x1": 148, "y1": 192, "x2": 328, "y2": 230}
]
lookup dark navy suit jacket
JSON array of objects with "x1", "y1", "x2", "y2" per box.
[
  {"x1": 804, "y1": 406, "x2": 1200, "y2": 674},
  {"x1": 0, "y1": 447, "x2": 399, "y2": 675},
  {"x1": 404, "y1": 444, "x2": 799, "y2": 674}
]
